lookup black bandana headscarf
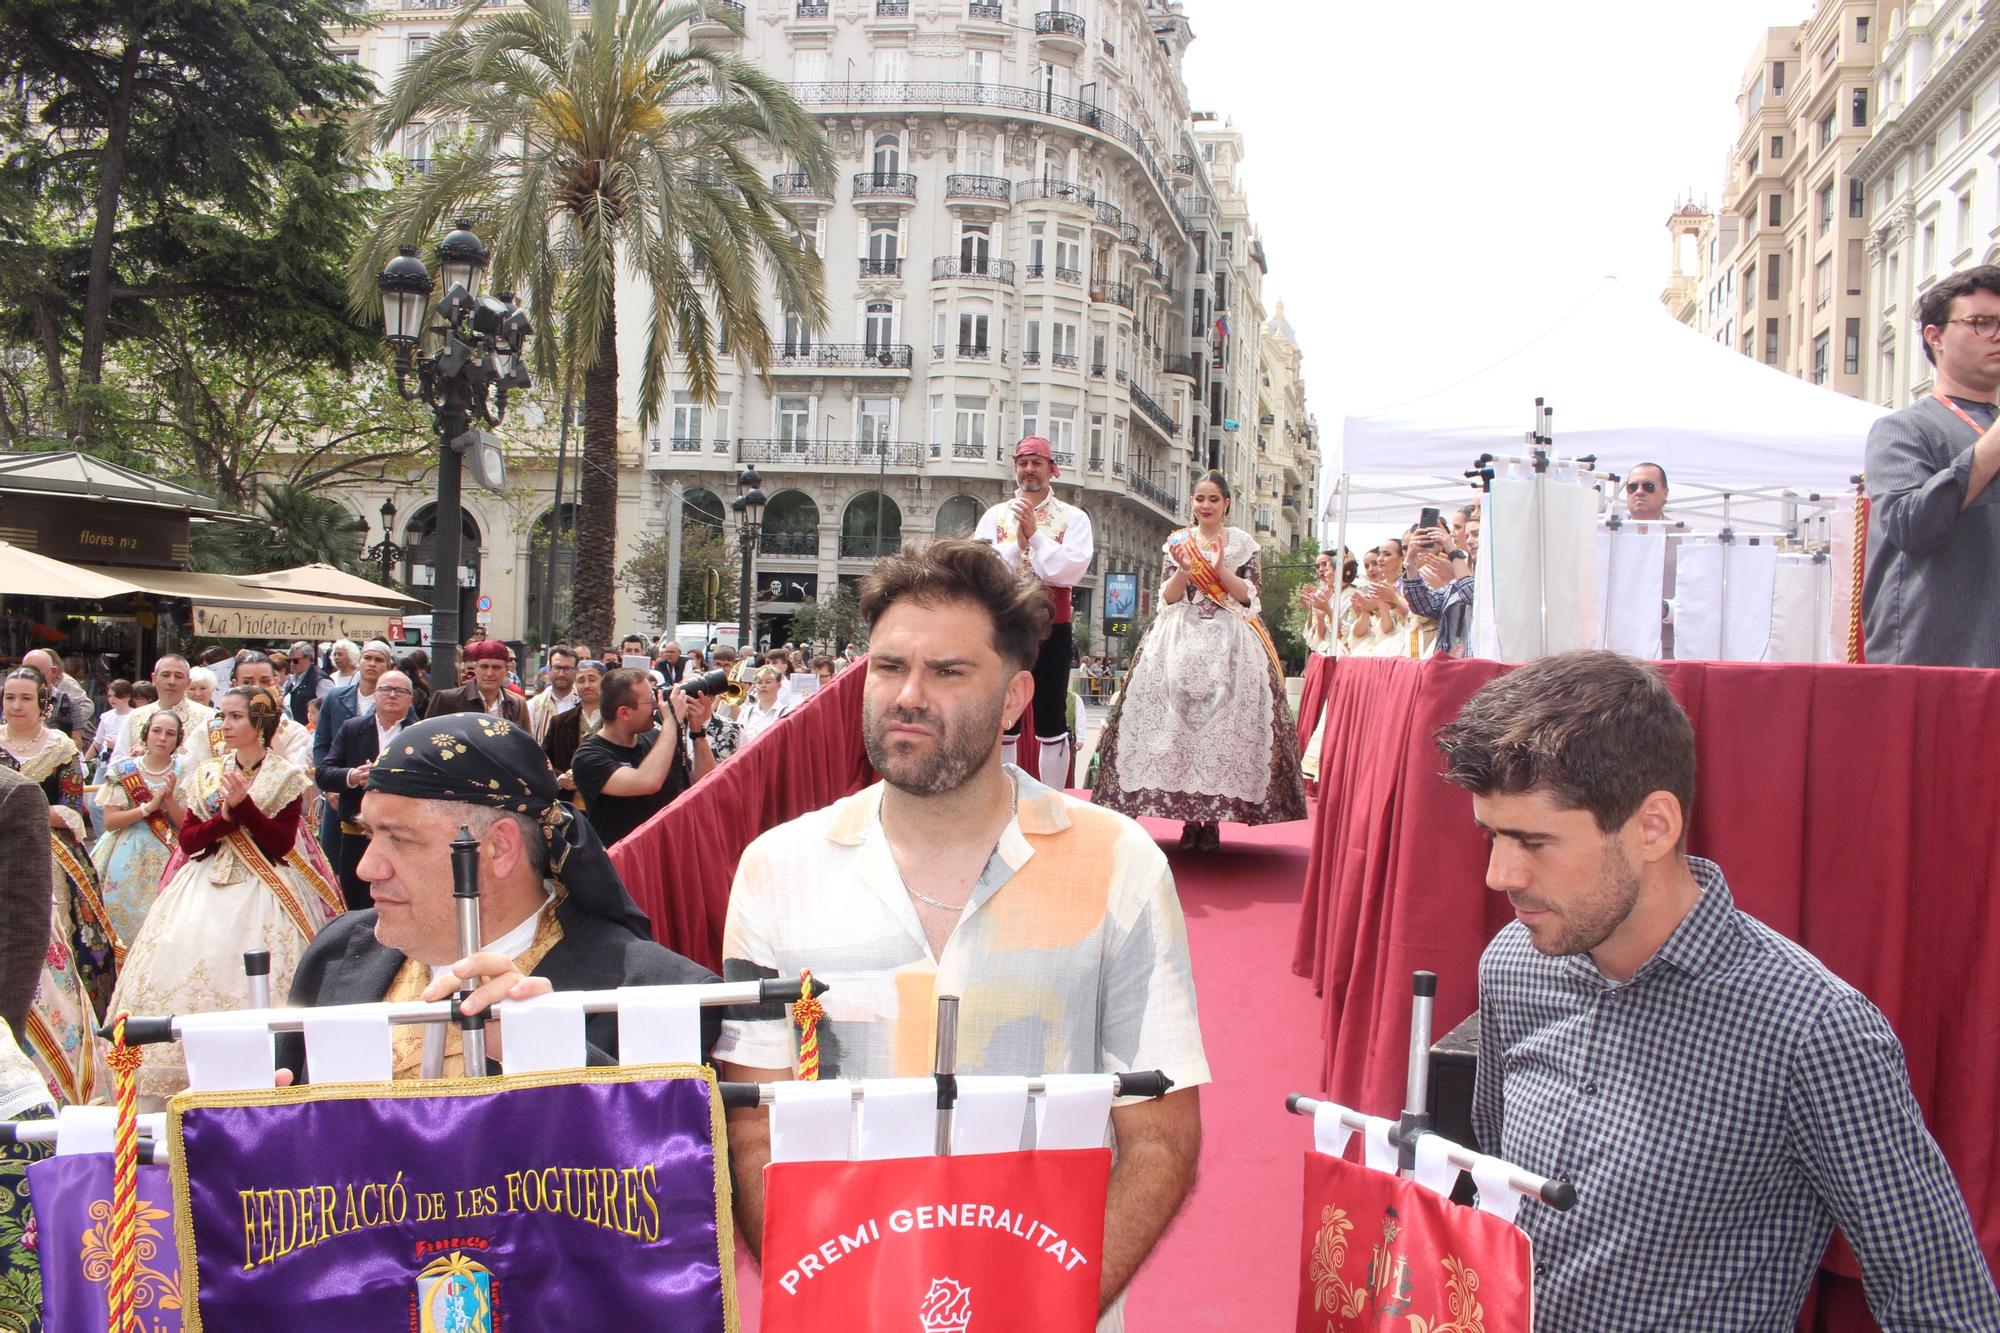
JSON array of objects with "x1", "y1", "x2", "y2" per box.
[{"x1": 367, "y1": 713, "x2": 652, "y2": 938}]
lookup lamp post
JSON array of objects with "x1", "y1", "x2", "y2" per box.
[
  {"x1": 374, "y1": 219, "x2": 534, "y2": 682},
  {"x1": 365, "y1": 495, "x2": 411, "y2": 588},
  {"x1": 731, "y1": 465, "x2": 766, "y2": 651}
]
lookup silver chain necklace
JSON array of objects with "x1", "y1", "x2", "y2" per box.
[{"x1": 886, "y1": 783, "x2": 1018, "y2": 913}]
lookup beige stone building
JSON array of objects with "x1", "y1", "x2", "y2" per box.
[{"x1": 1257, "y1": 302, "x2": 1319, "y2": 549}]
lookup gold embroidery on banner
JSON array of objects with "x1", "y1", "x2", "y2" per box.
[
  {"x1": 1305, "y1": 1201, "x2": 1489, "y2": 1332},
  {"x1": 81, "y1": 1194, "x2": 185, "y2": 1316}
]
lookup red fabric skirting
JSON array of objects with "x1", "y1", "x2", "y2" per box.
[
  {"x1": 1295, "y1": 656, "x2": 2000, "y2": 1331},
  {"x1": 1294, "y1": 653, "x2": 1336, "y2": 755},
  {"x1": 609, "y1": 663, "x2": 877, "y2": 971}
]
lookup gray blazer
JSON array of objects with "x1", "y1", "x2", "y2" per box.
[{"x1": 0, "y1": 765, "x2": 52, "y2": 1041}]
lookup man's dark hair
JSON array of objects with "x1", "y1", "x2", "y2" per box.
[
  {"x1": 547, "y1": 644, "x2": 577, "y2": 665},
  {"x1": 1918, "y1": 264, "x2": 2000, "y2": 365},
  {"x1": 620, "y1": 635, "x2": 646, "y2": 651},
  {"x1": 598, "y1": 667, "x2": 653, "y2": 721},
  {"x1": 1434, "y1": 651, "x2": 1696, "y2": 844},
  {"x1": 1630, "y1": 461, "x2": 1669, "y2": 490},
  {"x1": 858, "y1": 540, "x2": 1052, "y2": 673}
]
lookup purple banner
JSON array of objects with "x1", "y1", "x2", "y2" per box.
[
  {"x1": 25, "y1": 1155, "x2": 184, "y2": 1333},
  {"x1": 169, "y1": 1069, "x2": 731, "y2": 1330}
]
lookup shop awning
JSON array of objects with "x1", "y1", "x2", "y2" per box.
[
  {"x1": 241, "y1": 563, "x2": 426, "y2": 610},
  {"x1": 72, "y1": 564, "x2": 395, "y2": 641},
  {"x1": 0, "y1": 542, "x2": 147, "y2": 601}
]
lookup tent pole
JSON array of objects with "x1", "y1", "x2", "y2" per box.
[
  {"x1": 1718, "y1": 493, "x2": 1734, "y2": 660},
  {"x1": 1333, "y1": 475, "x2": 1351, "y2": 658}
]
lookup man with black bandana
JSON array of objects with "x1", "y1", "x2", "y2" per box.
[{"x1": 277, "y1": 714, "x2": 718, "y2": 1081}]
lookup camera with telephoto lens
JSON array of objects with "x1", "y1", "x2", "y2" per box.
[{"x1": 682, "y1": 669, "x2": 749, "y2": 707}]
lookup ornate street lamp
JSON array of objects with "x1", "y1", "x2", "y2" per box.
[
  {"x1": 732, "y1": 465, "x2": 766, "y2": 651},
  {"x1": 374, "y1": 220, "x2": 533, "y2": 680},
  {"x1": 365, "y1": 495, "x2": 410, "y2": 588}
]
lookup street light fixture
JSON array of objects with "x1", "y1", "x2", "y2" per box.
[
  {"x1": 732, "y1": 464, "x2": 766, "y2": 651},
  {"x1": 374, "y1": 220, "x2": 534, "y2": 681},
  {"x1": 365, "y1": 495, "x2": 410, "y2": 589}
]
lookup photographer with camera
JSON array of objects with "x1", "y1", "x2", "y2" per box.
[
  {"x1": 570, "y1": 668, "x2": 717, "y2": 847},
  {"x1": 1400, "y1": 502, "x2": 1480, "y2": 659}
]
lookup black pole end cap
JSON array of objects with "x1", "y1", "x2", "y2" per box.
[
  {"x1": 1412, "y1": 970, "x2": 1438, "y2": 998},
  {"x1": 243, "y1": 949, "x2": 271, "y2": 977}
]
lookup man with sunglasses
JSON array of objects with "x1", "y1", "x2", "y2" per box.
[
  {"x1": 283, "y1": 641, "x2": 325, "y2": 725},
  {"x1": 1623, "y1": 464, "x2": 1669, "y2": 521},
  {"x1": 1864, "y1": 264, "x2": 2000, "y2": 667}
]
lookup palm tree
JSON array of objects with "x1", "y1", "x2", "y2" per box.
[
  {"x1": 190, "y1": 483, "x2": 370, "y2": 574},
  {"x1": 347, "y1": 0, "x2": 833, "y2": 648}
]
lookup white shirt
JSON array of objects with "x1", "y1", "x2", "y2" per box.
[
  {"x1": 355, "y1": 685, "x2": 378, "y2": 719},
  {"x1": 737, "y1": 697, "x2": 789, "y2": 747},
  {"x1": 973, "y1": 492, "x2": 1094, "y2": 589},
  {"x1": 426, "y1": 891, "x2": 550, "y2": 986},
  {"x1": 89, "y1": 707, "x2": 130, "y2": 758},
  {"x1": 374, "y1": 714, "x2": 407, "y2": 758}
]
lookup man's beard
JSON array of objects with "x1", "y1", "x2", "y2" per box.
[
  {"x1": 1516, "y1": 837, "x2": 1642, "y2": 958},
  {"x1": 863, "y1": 690, "x2": 1005, "y2": 797}
]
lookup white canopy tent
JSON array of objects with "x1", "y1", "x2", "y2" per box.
[{"x1": 1336, "y1": 276, "x2": 1890, "y2": 496}]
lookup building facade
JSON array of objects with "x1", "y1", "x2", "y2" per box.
[
  {"x1": 1852, "y1": 0, "x2": 2000, "y2": 407},
  {"x1": 326, "y1": 0, "x2": 1317, "y2": 647},
  {"x1": 1257, "y1": 302, "x2": 1319, "y2": 549}
]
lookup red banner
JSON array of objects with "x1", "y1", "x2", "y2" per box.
[
  {"x1": 1295, "y1": 1151, "x2": 1533, "y2": 1333},
  {"x1": 762, "y1": 1149, "x2": 1109, "y2": 1333}
]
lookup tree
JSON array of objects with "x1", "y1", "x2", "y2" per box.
[
  {"x1": 789, "y1": 587, "x2": 865, "y2": 654},
  {"x1": 348, "y1": 0, "x2": 835, "y2": 651},
  {"x1": 188, "y1": 482, "x2": 369, "y2": 575},
  {"x1": 1260, "y1": 538, "x2": 1321, "y2": 673},
  {"x1": 0, "y1": 0, "x2": 374, "y2": 431},
  {"x1": 616, "y1": 522, "x2": 738, "y2": 633}
]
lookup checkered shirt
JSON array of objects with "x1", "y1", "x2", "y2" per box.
[{"x1": 1472, "y1": 858, "x2": 1998, "y2": 1331}]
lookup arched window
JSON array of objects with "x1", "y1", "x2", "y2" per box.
[
  {"x1": 864, "y1": 301, "x2": 895, "y2": 352},
  {"x1": 526, "y1": 502, "x2": 579, "y2": 637},
  {"x1": 934, "y1": 494, "x2": 983, "y2": 540},
  {"x1": 403, "y1": 503, "x2": 482, "y2": 594},
  {"x1": 841, "y1": 492, "x2": 903, "y2": 558},
  {"x1": 683, "y1": 487, "x2": 727, "y2": 529},
  {"x1": 760, "y1": 489, "x2": 821, "y2": 557},
  {"x1": 872, "y1": 133, "x2": 901, "y2": 180}
]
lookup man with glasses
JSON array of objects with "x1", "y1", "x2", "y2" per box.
[
  {"x1": 1864, "y1": 264, "x2": 2000, "y2": 666},
  {"x1": 283, "y1": 641, "x2": 324, "y2": 724},
  {"x1": 316, "y1": 670, "x2": 416, "y2": 909},
  {"x1": 1623, "y1": 463, "x2": 1669, "y2": 522}
]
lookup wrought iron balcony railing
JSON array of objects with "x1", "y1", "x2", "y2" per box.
[
  {"x1": 1170, "y1": 154, "x2": 1196, "y2": 176},
  {"x1": 1051, "y1": 352, "x2": 1078, "y2": 370},
  {"x1": 967, "y1": 2, "x2": 1004, "y2": 19},
  {"x1": 840, "y1": 534, "x2": 904, "y2": 558},
  {"x1": 1114, "y1": 221, "x2": 1140, "y2": 246},
  {"x1": 859, "y1": 258, "x2": 904, "y2": 278},
  {"x1": 854, "y1": 171, "x2": 917, "y2": 197},
  {"x1": 1092, "y1": 199, "x2": 1123, "y2": 228},
  {"x1": 1091, "y1": 281, "x2": 1134, "y2": 309},
  {"x1": 1164, "y1": 354, "x2": 1202, "y2": 380},
  {"x1": 737, "y1": 439, "x2": 929, "y2": 468},
  {"x1": 760, "y1": 530, "x2": 819, "y2": 556},
  {"x1": 692, "y1": 0, "x2": 743, "y2": 22},
  {"x1": 932, "y1": 255, "x2": 1016, "y2": 283},
  {"x1": 1130, "y1": 472, "x2": 1177, "y2": 513},
  {"x1": 945, "y1": 173, "x2": 1012, "y2": 202},
  {"x1": 796, "y1": 0, "x2": 829, "y2": 16},
  {"x1": 771, "y1": 171, "x2": 829, "y2": 197},
  {"x1": 1016, "y1": 177, "x2": 1094, "y2": 206},
  {"x1": 1129, "y1": 383, "x2": 1179, "y2": 437},
  {"x1": 771, "y1": 342, "x2": 915, "y2": 370},
  {"x1": 876, "y1": 0, "x2": 909, "y2": 12},
  {"x1": 1053, "y1": 265, "x2": 1081, "y2": 283},
  {"x1": 1035, "y1": 10, "x2": 1086, "y2": 39}
]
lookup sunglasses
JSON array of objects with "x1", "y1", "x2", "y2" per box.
[{"x1": 1625, "y1": 480, "x2": 1659, "y2": 494}]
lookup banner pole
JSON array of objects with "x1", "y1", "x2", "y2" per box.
[
  {"x1": 452, "y1": 825, "x2": 489, "y2": 1077},
  {"x1": 1397, "y1": 970, "x2": 1436, "y2": 1175},
  {"x1": 243, "y1": 949, "x2": 271, "y2": 1011},
  {"x1": 933, "y1": 994, "x2": 961, "y2": 1157}
]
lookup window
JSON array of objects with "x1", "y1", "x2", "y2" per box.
[
  {"x1": 1922, "y1": 220, "x2": 1938, "y2": 274},
  {"x1": 1049, "y1": 407, "x2": 1076, "y2": 457},
  {"x1": 794, "y1": 48, "x2": 828, "y2": 82},
  {"x1": 1815, "y1": 255, "x2": 1832, "y2": 307},
  {"x1": 1052, "y1": 321, "x2": 1079, "y2": 364},
  {"x1": 1855, "y1": 15, "x2": 1869, "y2": 43},
  {"x1": 874, "y1": 47, "x2": 907, "y2": 82},
  {"x1": 867, "y1": 220, "x2": 899, "y2": 266},
  {"x1": 1771, "y1": 61, "x2": 1785, "y2": 95},
  {"x1": 929, "y1": 394, "x2": 944, "y2": 446},
  {"x1": 1054, "y1": 227, "x2": 1082, "y2": 277},
  {"x1": 1960, "y1": 192, "x2": 1976, "y2": 251},
  {"x1": 1021, "y1": 399, "x2": 1040, "y2": 440},
  {"x1": 1818, "y1": 109, "x2": 1835, "y2": 149},
  {"x1": 782, "y1": 307, "x2": 813, "y2": 354},
  {"x1": 333, "y1": 48, "x2": 360, "y2": 65},
  {"x1": 954, "y1": 396, "x2": 987, "y2": 455},
  {"x1": 1881, "y1": 344, "x2": 1896, "y2": 398},
  {"x1": 1768, "y1": 193, "x2": 1783, "y2": 227},
  {"x1": 1818, "y1": 182, "x2": 1834, "y2": 233},
  {"x1": 967, "y1": 49, "x2": 990, "y2": 85},
  {"x1": 671, "y1": 392, "x2": 703, "y2": 447},
  {"x1": 1091, "y1": 325, "x2": 1108, "y2": 373},
  {"x1": 1771, "y1": 134, "x2": 1783, "y2": 160},
  {"x1": 1844, "y1": 318, "x2": 1860, "y2": 376},
  {"x1": 958, "y1": 310, "x2": 989, "y2": 354},
  {"x1": 1024, "y1": 319, "x2": 1041, "y2": 361},
  {"x1": 872, "y1": 133, "x2": 901, "y2": 178},
  {"x1": 777, "y1": 396, "x2": 811, "y2": 452},
  {"x1": 858, "y1": 397, "x2": 893, "y2": 448},
  {"x1": 713, "y1": 392, "x2": 732, "y2": 447},
  {"x1": 1750, "y1": 149, "x2": 1760, "y2": 176},
  {"x1": 1848, "y1": 178, "x2": 1864, "y2": 219},
  {"x1": 960, "y1": 224, "x2": 991, "y2": 271},
  {"x1": 1852, "y1": 89, "x2": 1868, "y2": 129},
  {"x1": 1112, "y1": 423, "x2": 1126, "y2": 472},
  {"x1": 1027, "y1": 222, "x2": 1046, "y2": 275},
  {"x1": 1089, "y1": 415, "x2": 1105, "y2": 469},
  {"x1": 966, "y1": 133, "x2": 995, "y2": 175},
  {"x1": 863, "y1": 302, "x2": 894, "y2": 352},
  {"x1": 1765, "y1": 317, "x2": 1779, "y2": 366},
  {"x1": 1846, "y1": 239, "x2": 1864, "y2": 296},
  {"x1": 1743, "y1": 261, "x2": 1757, "y2": 309},
  {"x1": 1812, "y1": 331, "x2": 1830, "y2": 384},
  {"x1": 1767, "y1": 260, "x2": 1780, "y2": 301}
]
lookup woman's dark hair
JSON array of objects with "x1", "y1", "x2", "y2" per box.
[
  {"x1": 1191, "y1": 470, "x2": 1232, "y2": 508},
  {"x1": 131, "y1": 682, "x2": 158, "y2": 705},
  {"x1": 858, "y1": 540, "x2": 1052, "y2": 672},
  {"x1": 108, "y1": 678, "x2": 133, "y2": 700},
  {"x1": 1434, "y1": 651, "x2": 1695, "y2": 847},
  {"x1": 223, "y1": 684, "x2": 283, "y2": 745},
  {"x1": 4, "y1": 667, "x2": 48, "y2": 711}
]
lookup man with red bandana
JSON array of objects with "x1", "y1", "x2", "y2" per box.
[{"x1": 973, "y1": 435, "x2": 1094, "y2": 783}]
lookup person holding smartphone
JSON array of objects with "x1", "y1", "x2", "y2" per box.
[
  {"x1": 1400, "y1": 504, "x2": 1480, "y2": 658},
  {"x1": 569, "y1": 669, "x2": 716, "y2": 847}
]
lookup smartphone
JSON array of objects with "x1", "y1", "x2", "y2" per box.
[{"x1": 1418, "y1": 506, "x2": 1441, "y2": 532}]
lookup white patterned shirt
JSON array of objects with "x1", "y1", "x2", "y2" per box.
[{"x1": 1474, "y1": 858, "x2": 1997, "y2": 1331}]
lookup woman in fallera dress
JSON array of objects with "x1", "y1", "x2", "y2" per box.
[
  {"x1": 0, "y1": 668, "x2": 117, "y2": 1104},
  {"x1": 90, "y1": 709, "x2": 188, "y2": 949},
  {"x1": 110, "y1": 684, "x2": 341, "y2": 1105},
  {"x1": 1090, "y1": 472, "x2": 1308, "y2": 850}
]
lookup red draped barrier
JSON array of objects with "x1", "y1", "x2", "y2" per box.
[
  {"x1": 1296, "y1": 656, "x2": 2000, "y2": 1330},
  {"x1": 609, "y1": 663, "x2": 877, "y2": 970},
  {"x1": 1294, "y1": 653, "x2": 1335, "y2": 755}
]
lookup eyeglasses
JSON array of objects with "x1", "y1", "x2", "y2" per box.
[
  {"x1": 1626, "y1": 480, "x2": 1659, "y2": 494},
  {"x1": 1947, "y1": 314, "x2": 2000, "y2": 339},
  {"x1": 374, "y1": 686, "x2": 412, "y2": 696}
]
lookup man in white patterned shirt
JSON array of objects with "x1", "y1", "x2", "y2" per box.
[
  {"x1": 1439, "y1": 651, "x2": 1996, "y2": 1332},
  {"x1": 715, "y1": 540, "x2": 1206, "y2": 1330}
]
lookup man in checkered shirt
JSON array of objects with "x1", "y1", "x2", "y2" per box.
[{"x1": 1439, "y1": 652, "x2": 1997, "y2": 1331}]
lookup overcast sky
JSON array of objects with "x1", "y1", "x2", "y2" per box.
[{"x1": 1180, "y1": 0, "x2": 1814, "y2": 473}]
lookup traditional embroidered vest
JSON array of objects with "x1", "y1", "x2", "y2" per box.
[{"x1": 983, "y1": 494, "x2": 1084, "y2": 623}]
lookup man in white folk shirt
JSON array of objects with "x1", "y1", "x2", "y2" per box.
[
  {"x1": 117, "y1": 654, "x2": 215, "y2": 764},
  {"x1": 973, "y1": 434, "x2": 1092, "y2": 784}
]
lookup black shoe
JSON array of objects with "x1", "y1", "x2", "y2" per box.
[
  {"x1": 1196, "y1": 822, "x2": 1221, "y2": 852},
  {"x1": 1178, "y1": 822, "x2": 1200, "y2": 850}
]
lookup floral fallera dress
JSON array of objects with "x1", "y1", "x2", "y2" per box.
[
  {"x1": 89, "y1": 756, "x2": 183, "y2": 949},
  {"x1": 1090, "y1": 525, "x2": 1308, "y2": 827},
  {"x1": 0, "y1": 732, "x2": 114, "y2": 1107}
]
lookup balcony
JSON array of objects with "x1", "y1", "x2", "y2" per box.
[
  {"x1": 1164, "y1": 354, "x2": 1202, "y2": 380},
  {"x1": 771, "y1": 171, "x2": 831, "y2": 200},
  {"x1": 1015, "y1": 177, "x2": 1094, "y2": 208},
  {"x1": 796, "y1": 0, "x2": 829, "y2": 14},
  {"x1": 876, "y1": 0, "x2": 910, "y2": 12},
  {"x1": 1051, "y1": 352, "x2": 1078, "y2": 370},
  {"x1": 853, "y1": 171, "x2": 917, "y2": 199},
  {"x1": 1091, "y1": 199, "x2": 1124, "y2": 230},
  {"x1": 1114, "y1": 220, "x2": 1140, "y2": 246},
  {"x1": 1129, "y1": 383, "x2": 1180, "y2": 438},
  {"x1": 932, "y1": 254, "x2": 1016, "y2": 284},
  {"x1": 1091, "y1": 280, "x2": 1134, "y2": 309},
  {"x1": 668, "y1": 436, "x2": 704, "y2": 453},
  {"x1": 771, "y1": 342, "x2": 915, "y2": 372},
  {"x1": 760, "y1": 530, "x2": 819, "y2": 557},
  {"x1": 737, "y1": 439, "x2": 929, "y2": 468},
  {"x1": 1052, "y1": 449, "x2": 1076, "y2": 468},
  {"x1": 934, "y1": 342, "x2": 992, "y2": 361},
  {"x1": 1170, "y1": 154, "x2": 1196, "y2": 177},
  {"x1": 1130, "y1": 472, "x2": 1178, "y2": 514},
  {"x1": 403, "y1": 157, "x2": 434, "y2": 177},
  {"x1": 1090, "y1": 362, "x2": 1106, "y2": 378},
  {"x1": 840, "y1": 535, "x2": 903, "y2": 558},
  {"x1": 1180, "y1": 191, "x2": 1216, "y2": 218},
  {"x1": 859, "y1": 258, "x2": 904, "y2": 278},
  {"x1": 967, "y1": 2, "x2": 1004, "y2": 19},
  {"x1": 945, "y1": 173, "x2": 1012, "y2": 205},
  {"x1": 1035, "y1": 9, "x2": 1086, "y2": 51},
  {"x1": 690, "y1": 0, "x2": 743, "y2": 32}
]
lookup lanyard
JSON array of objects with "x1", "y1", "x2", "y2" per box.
[{"x1": 1932, "y1": 391, "x2": 1993, "y2": 436}]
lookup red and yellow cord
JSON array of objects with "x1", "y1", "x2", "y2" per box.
[
  {"x1": 106, "y1": 1013, "x2": 143, "y2": 1333},
  {"x1": 793, "y1": 971, "x2": 824, "y2": 1082}
]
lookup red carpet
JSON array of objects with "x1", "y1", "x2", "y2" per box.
[{"x1": 730, "y1": 805, "x2": 1322, "y2": 1328}]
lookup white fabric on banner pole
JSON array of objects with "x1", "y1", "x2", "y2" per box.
[
  {"x1": 1034, "y1": 1074, "x2": 1115, "y2": 1150},
  {"x1": 857, "y1": 1079, "x2": 938, "y2": 1160},
  {"x1": 301, "y1": 1010, "x2": 395, "y2": 1084},
  {"x1": 1312, "y1": 1100, "x2": 1358, "y2": 1158},
  {"x1": 615, "y1": 986, "x2": 702, "y2": 1067},
  {"x1": 1361, "y1": 1115, "x2": 1399, "y2": 1175},
  {"x1": 180, "y1": 1011, "x2": 278, "y2": 1092},
  {"x1": 950, "y1": 1076, "x2": 1031, "y2": 1156},
  {"x1": 770, "y1": 1080, "x2": 855, "y2": 1163},
  {"x1": 1594, "y1": 526, "x2": 1668, "y2": 659},
  {"x1": 1673, "y1": 542, "x2": 1779, "y2": 661},
  {"x1": 54, "y1": 1106, "x2": 117, "y2": 1156},
  {"x1": 1769, "y1": 556, "x2": 1833, "y2": 664},
  {"x1": 496, "y1": 993, "x2": 587, "y2": 1074},
  {"x1": 1472, "y1": 465, "x2": 1600, "y2": 661}
]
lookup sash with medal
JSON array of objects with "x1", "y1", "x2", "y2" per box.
[
  {"x1": 188, "y1": 759, "x2": 342, "y2": 940},
  {"x1": 1168, "y1": 527, "x2": 1286, "y2": 678},
  {"x1": 109, "y1": 757, "x2": 175, "y2": 847}
]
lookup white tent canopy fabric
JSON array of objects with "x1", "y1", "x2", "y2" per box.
[{"x1": 1339, "y1": 278, "x2": 1890, "y2": 494}]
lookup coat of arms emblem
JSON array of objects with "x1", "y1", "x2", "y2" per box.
[
  {"x1": 918, "y1": 1276, "x2": 972, "y2": 1333},
  {"x1": 416, "y1": 1251, "x2": 493, "y2": 1333}
]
